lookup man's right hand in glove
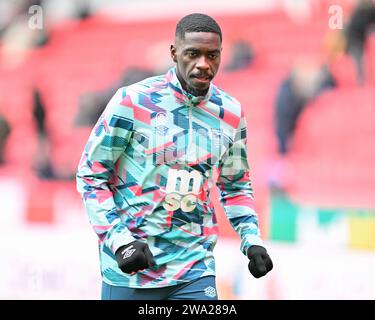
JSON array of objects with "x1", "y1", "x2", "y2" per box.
[{"x1": 115, "y1": 241, "x2": 156, "y2": 274}]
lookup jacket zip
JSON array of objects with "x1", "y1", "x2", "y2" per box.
[{"x1": 187, "y1": 106, "x2": 193, "y2": 161}]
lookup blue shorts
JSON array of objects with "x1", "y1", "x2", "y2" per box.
[{"x1": 101, "y1": 276, "x2": 218, "y2": 300}]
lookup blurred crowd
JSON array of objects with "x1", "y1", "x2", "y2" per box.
[
  {"x1": 0, "y1": 0, "x2": 374, "y2": 185},
  {"x1": 275, "y1": 0, "x2": 375, "y2": 157},
  {"x1": 270, "y1": 0, "x2": 375, "y2": 191},
  {"x1": 0, "y1": 0, "x2": 93, "y2": 178}
]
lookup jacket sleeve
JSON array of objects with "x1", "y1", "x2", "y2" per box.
[
  {"x1": 76, "y1": 88, "x2": 136, "y2": 254},
  {"x1": 216, "y1": 111, "x2": 264, "y2": 256}
]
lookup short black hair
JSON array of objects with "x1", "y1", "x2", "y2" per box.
[{"x1": 175, "y1": 13, "x2": 222, "y2": 42}]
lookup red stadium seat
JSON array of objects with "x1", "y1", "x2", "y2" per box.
[{"x1": 286, "y1": 88, "x2": 375, "y2": 208}]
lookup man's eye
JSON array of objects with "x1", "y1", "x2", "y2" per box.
[
  {"x1": 209, "y1": 54, "x2": 218, "y2": 59},
  {"x1": 188, "y1": 51, "x2": 197, "y2": 57}
]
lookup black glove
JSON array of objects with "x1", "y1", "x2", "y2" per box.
[
  {"x1": 115, "y1": 241, "x2": 156, "y2": 274},
  {"x1": 247, "y1": 245, "x2": 273, "y2": 278}
]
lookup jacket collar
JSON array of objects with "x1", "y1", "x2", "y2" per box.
[{"x1": 166, "y1": 67, "x2": 213, "y2": 107}]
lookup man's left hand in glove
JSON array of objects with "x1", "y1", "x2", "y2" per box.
[{"x1": 247, "y1": 245, "x2": 273, "y2": 278}]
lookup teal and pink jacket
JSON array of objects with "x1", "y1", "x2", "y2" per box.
[{"x1": 76, "y1": 67, "x2": 263, "y2": 288}]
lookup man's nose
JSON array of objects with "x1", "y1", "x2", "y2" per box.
[{"x1": 196, "y1": 56, "x2": 209, "y2": 70}]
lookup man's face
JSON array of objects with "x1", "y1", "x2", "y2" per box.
[{"x1": 170, "y1": 32, "x2": 222, "y2": 96}]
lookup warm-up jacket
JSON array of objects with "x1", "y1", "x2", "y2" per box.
[{"x1": 76, "y1": 67, "x2": 263, "y2": 288}]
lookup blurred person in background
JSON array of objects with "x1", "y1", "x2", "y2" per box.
[
  {"x1": 344, "y1": 0, "x2": 375, "y2": 84},
  {"x1": 269, "y1": 57, "x2": 336, "y2": 190},
  {"x1": 31, "y1": 89, "x2": 56, "y2": 179},
  {"x1": 0, "y1": 115, "x2": 11, "y2": 165},
  {"x1": 76, "y1": 13, "x2": 273, "y2": 300},
  {"x1": 0, "y1": 0, "x2": 50, "y2": 69},
  {"x1": 224, "y1": 40, "x2": 255, "y2": 72},
  {"x1": 0, "y1": 0, "x2": 43, "y2": 36},
  {"x1": 274, "y1": 58, "x2": 336, "y2": 156},
  {"x1": 0, "y1": 0, "x2": 92, "y2": 52},
  {"x1": 75, "y1": 67, "x2": 156, "y2": 127}
]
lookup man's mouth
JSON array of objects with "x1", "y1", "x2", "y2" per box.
[{"x1": 191, "y1": 74, "x2": 212, "y2": 84}]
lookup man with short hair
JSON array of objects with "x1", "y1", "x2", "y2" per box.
[{"x1": 77, "y1": 13, "x2": 273, "y2": 300}]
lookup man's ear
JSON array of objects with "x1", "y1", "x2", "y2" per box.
[{"x1": 170, "y1": 44, "x2": 177, "y2": 63}]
